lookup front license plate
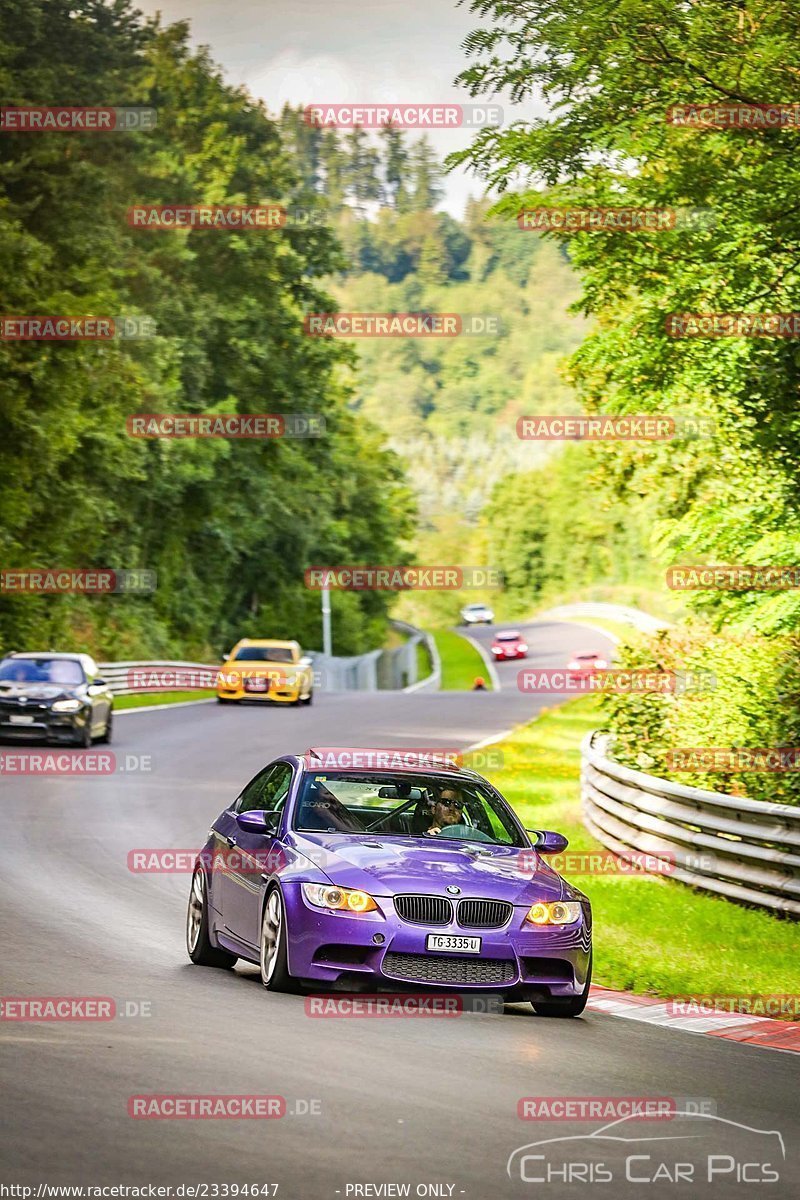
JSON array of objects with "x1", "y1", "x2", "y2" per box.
[
  {"x1": 9, "y1": 715, "x2": 35, "y2": 725},
  {"x1": 244, "y1": 678, "x2": 268, "y2": 692},
  {"x1": 426, "y1": 934, "x2": 481, "y2": 954}
]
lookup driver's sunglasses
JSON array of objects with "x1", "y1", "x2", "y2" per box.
[{"x1": 438, "y1": 796, "x2": 464, "y2": 809}]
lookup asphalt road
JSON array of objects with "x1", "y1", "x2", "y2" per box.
[{"x1": 1, "y1": 620, "x2": 797, "y2": 1198}]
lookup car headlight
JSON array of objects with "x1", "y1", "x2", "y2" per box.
[
  {"x1": 525, "y1": 901, "x2": 582, "y2": 926},
  {"x1": 51, "y1": 699, "x2": 82, "y2": 713},
  {"x1": 302, "y1": 883, "x2": 377, "y2": 913}
]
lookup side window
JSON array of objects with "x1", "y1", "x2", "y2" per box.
[
  {"x1": 236, "y1": 763, "x2": 293, "y2": 814},
  {"x1": 236, "y1": 765, "x2": 276, "y2": 814},
  {"x1": 262, "y1": 763, "x2": 293, "y2": 812},
  {"x1": 268, "y1": 763, "x2": 293, "y2": 811}
]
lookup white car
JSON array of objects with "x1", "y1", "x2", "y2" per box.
[{"x1": 460, "y1": 602, "x2": 494, "y2": 625}]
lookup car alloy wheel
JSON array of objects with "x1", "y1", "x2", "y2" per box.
[
  {"x1": 259, "y1": 887, "x2": 295, "y2": 992},
  {"x1": 186, "y1": 866, "x2": 237, "y2": 968},
  {"x1": 187, "y1": 869, "x2": 204, "y2": 955},
  {"x1": 260, "y1": 890, "x2": 282, "y2": 982}
]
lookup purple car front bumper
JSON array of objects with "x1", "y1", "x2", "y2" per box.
[{"x1": 282, "y1": 884, "x2": 591, "y2": 997}]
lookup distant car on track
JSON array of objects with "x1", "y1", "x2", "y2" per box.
[
  {"x1": 216, "y1": 638, "x2": 314, "y2": 706},
  {"x1": 0, "y1": 651, "x2": 113, "y2": 747},
  {"x1": 186, "y1": 747, "x2": 592, "y2": 1016},
  {"x1": 566, "y1": 651, "x2": 609, "y2": 680},
  {"x1": 460, "y1": 602, "x2": 494, "y2": 625},
  {"x1": 491, "y1": 630, "x2": 528, "y2": 660}
]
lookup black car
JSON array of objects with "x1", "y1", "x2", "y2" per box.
[{"x1": 0, "y1": 652, "x2": 114, "y2": 747}]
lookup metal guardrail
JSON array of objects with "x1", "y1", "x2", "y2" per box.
[
  {"x1": 100, "y1": 622, "x2": 438, "y2": 696},
  {"x1": 98, "y1": 661, "x2": 218, "y2": 696},
  {"x1": 581, "y1": 731, "x2": 800, "y2": 918}
]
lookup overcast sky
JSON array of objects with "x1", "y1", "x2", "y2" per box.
[{"x1": 134, "y1": 0, "x2": 541, "y2": 214}]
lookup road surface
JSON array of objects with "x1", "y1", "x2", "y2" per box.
[{"x1": 1, "y1": 621, "x2": 796, "y2": 1198}]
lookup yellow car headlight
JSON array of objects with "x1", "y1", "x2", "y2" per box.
[
  {"x1": 52, "y1": 699, "x2": 82, "y2": 713},
  {"x1": 302, "y1": 883, "x2": 377, "y2": 913},
  {"x1": 525, "y1": 900, "x2": 582, "y2": 926}
]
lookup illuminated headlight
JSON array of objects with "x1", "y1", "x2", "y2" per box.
[
  {"x1": 51, "y1": 699, "x2": 82, "y2": 713},
  {"x1": 302, "y1": 883, "x2": 377, "y2": 913},
  {"x1": 525, "y1": 901, "x2": 582, "y2": 926}
]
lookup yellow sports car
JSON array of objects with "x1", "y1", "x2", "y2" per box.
[{"x1": 216, "y1": 639, "x2": 314, "y2": 706}]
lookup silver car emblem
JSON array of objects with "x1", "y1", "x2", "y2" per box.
[
  {"x1": 446, "y1": 885, "x2": 460, "y2": 895},
  {"x1": 18, "y1": 697, "x2": 28, "y2": 706}
]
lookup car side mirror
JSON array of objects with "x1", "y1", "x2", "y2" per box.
[
  {"x1": 527, "y1": 829, "x2": 569, "y2": 855},
  {"x1": 236, "y1": 810, "x2": 280, "y2": 835},
  {"x1": 92, "y1": 678, "x2": 109, "y2": 688}
]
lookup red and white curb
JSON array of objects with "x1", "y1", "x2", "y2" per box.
[{"x1": 587, "y1": 985, "x2": 800, "y2": 1054}]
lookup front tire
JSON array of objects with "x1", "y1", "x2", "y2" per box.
[
  {"x1": 77, "y1": 717, "x2": 92, "y2": 749},
  {"x1": 186, "y1": 867, "x2": 237, "y2": 968},
  {"x1": 531, "y1": 955, "x2": 591, "y2": 1018},
  {"x1": 259, "y1": 887, "x2": 295, "y2": 991},
  {"x1": 301, "y1": 690, "x2": 313, "y2": 706},
  {"x1": 98, "y1": 710, "x2": 113, "y2": 744}
]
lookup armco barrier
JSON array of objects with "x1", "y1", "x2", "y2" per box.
[
  {"x1": 97, "y1": 661, "x2": 217, "y2": 697},
  {"x1": 581, "y1": 731, "x2": 800, "y2": 917},
  {"x1": 99, "y1": 622, "x2": 438, "y2": 696}
]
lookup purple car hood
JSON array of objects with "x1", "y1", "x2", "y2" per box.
[{"x1": 293, "y1": 833, "x2": 565, "y2": 904}]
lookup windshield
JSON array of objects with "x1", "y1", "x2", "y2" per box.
[
  {"x1": 496, "y1": 633, "x2": 519, "y2": 642},
  {"x1": 0, "y1": 657, "x2": 84, "y2": 685},
  {"x1": 294, "y1": 771, "x2": 524, "y2": 846},
  {"x1": 232, "y1": 646, "x2": 295, "y2": 663}
]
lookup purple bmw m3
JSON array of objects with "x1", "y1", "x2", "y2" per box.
[{"x1": 186, "y1": 747, "x2": 592, "y2": 1016}]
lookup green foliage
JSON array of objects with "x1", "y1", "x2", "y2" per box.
[
  {"x1": 0, "y1": 0, "x2": 412, "y2": 660},
  {"x1": 600, "y1": 626, "x2": 800, "y2": 804},
  {"x1": 482, "y1": 444, "x2": 663, "y2": 609},
  {"x1": 453, "y1": 0, "x2": 800, "y2": 635}
]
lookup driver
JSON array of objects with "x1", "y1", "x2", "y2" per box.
[{"x1": 425, "y1": 785, "x2": 467, "y2": 836}]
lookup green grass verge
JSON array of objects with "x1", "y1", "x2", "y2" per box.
[
  {"x1": 485, "y1": 696, "x2": 800, "y2": 1002},
  {"x1": 431, "y1": 629, "x2": 493, "y2": 691},
  {"x1": 115, "y1": 690, "x2": 216, "y2": 710}
]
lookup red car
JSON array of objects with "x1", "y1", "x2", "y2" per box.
[
  {"x1": 491, "y1": 630, "x2": 528, "y2": 660},
  {"x1": 566, "y1": 651, "x2": 609, "y2": 680}
]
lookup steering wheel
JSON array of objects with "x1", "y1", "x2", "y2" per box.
[{"x1": 430, "y1": 824, "x2": 494, "y2": 842}]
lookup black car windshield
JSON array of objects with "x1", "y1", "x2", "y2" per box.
[
  {"x1": 294, "y1": 771, "x2": 525, "y2": 846},
  {"x1": 232, "y1": 646, "x2": 295, "y2": 663},
  {"x1": 496, "y1": 633, "x2": 519, "y2": 642},
  {"x1": 0, "y1": 657, "x2": 84, "y2": 685}
]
